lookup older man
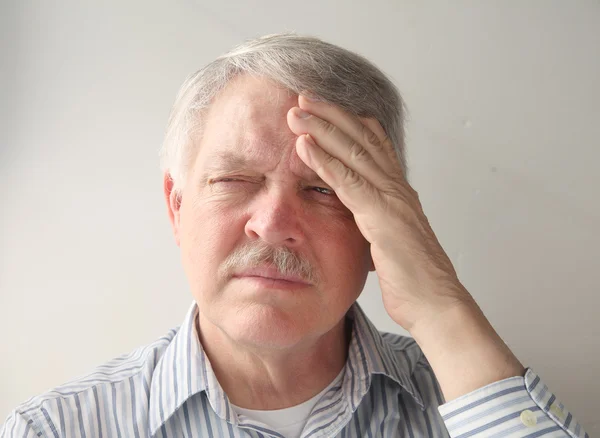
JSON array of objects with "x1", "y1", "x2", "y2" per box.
[{"x1": 1, "y1": 34, "x2": 587, "y2": 438}]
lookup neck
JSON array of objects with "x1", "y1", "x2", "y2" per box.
[{"x1": 197, "y1": 312, "x2": 351, "y2": 410}]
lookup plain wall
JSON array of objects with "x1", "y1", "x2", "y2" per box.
[{"x1": 1, "y1": 0, "x2": 598, "y2": 432}]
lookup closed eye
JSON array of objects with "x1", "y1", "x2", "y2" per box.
[{"x1": 209, "y1": 177, "x2": 253, "y2": 184}]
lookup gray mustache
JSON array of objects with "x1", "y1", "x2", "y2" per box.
[{"x1": 220, "y1": 242, "x2": 318, "y2": 284}]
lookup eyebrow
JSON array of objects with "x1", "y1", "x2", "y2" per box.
[
  {"x1": 202, "y1": 150, "x2": 330, "y2": 187},
  {"x1": 203, "y1": 151, "x2": 262, "y2": 175}
]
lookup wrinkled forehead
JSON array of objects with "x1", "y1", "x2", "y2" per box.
[{"x1": 196, "y1": 75, "x2": 302, "y2": 168}]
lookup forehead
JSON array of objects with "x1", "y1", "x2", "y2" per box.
[
  {"x1": 207, "y1": 74, "x2": 297, "y2": 126},
  {"x1": 197, "y1": 75, "x2": 301, "y2": 167}
]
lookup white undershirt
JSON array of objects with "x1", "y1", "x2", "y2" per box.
[{"x1": 231, "y1": 368, "x2": 345, "y2": 438}]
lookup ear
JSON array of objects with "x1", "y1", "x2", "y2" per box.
[{"x1": 163, "y1": 172, "x2": 182, "y2": 247}]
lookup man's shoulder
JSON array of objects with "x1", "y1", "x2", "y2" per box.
[{"x1": 1, "y1": 326, "x2": 180, "y2": 436}]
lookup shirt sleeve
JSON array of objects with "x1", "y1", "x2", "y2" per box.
[
  {"x1": 0, "y1": 410, "x2": 40, "y2": 438},
  {"x1": 437, "y1": 367, "x2": 588, "y2": 438}
]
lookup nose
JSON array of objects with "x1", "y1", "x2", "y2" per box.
[{"x1": 244, "y1": 188, "x2": 305, "y2": 247}]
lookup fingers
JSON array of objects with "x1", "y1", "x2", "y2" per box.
[
  {"x1": 296, "y1": 133, "x2": 377, "y2": 213},
  {"x1": 287, "y1": 107, "x2": 391, "y2": 191},
  {"x1": 298, "y1": 95, "x2": 401, "y2": 175},
  {"x1": 359, "y1": 117, "x2": 387, "y2": 146}
]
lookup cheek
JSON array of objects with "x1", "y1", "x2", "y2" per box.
[
  {"x1": 179, "y1": 199, "x2": 243, "y2": 277},
  {"x1": 309, "y1": 216, "x2": 371, "y2": 284}
]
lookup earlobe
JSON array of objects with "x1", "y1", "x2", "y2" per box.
[{"x1": 163, "y1": 173, "x2": 182, "y2": 247}]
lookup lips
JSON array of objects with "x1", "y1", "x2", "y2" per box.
[{"x1": 232, "y1": 266, "x2": 311, "y2": 285}]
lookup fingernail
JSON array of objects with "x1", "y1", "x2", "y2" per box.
[
  {"x1": 295, "y1": 108, "x2": 311, "y2": 119},
  {"x1": 305, "y1": 134, "x2": 316, "y2": 146}
]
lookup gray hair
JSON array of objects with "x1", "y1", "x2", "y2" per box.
[{"x1": 160, "y1": 33, "x2": 408, "y2": 194}]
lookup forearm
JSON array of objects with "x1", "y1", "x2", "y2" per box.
[{"x1": 409, "y1": 296, "x2": 526, "y2": 402}]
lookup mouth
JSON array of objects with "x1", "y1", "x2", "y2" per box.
[{"x1": 232, "y1": 266, "x2": 312, "y2": 289}]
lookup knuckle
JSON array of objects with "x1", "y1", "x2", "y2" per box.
[
  {"x1": 382, "y1": 182, "x2": 403, "y2": 196},
  {"x1": 381, "y1": 135, "x2": 394, "y2": 149},
  {"x1": 318, "y1": 153, "x2": 339, "y2": 180},
  {"x1": 324, "y1": 153, "x2": 337, "y2": 167},
  {"x1": 348, "y1": 139, "x2": 369, "y2": 162},
  {"x1": 362, "y1": 124, "x2": 382, "y2": 149},
  {"x1": 319, "y1": 119, "x2": 337, "y2": 136},
  {"x1": 383, "y1": 137, "x2": 399, "y2": 159},
  {"x1": 406, "y1": 183, "x2": 419, "y2": 198},
  {"x1": 345, "y1": 168, "x2": 363, "y2": 188}
]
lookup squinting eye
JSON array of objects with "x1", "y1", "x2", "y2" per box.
[
  {"x1": 211, "y1": 178, "x2": 244, "y2": 184},
  {"x1": 312, "y1": 187, "x2": 335, "y2": 195}
]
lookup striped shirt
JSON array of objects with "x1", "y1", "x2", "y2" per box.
[{"x1": 1, "y1": 300, "x2": 588, "y2": 437}]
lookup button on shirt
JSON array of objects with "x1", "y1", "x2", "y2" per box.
[{"x1": 1, "y1": 301, "x2": 588, "y2": 437}]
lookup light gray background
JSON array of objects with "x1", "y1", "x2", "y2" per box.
[{"x1": 1, "y1": 0, "x2": 598, "y2": 432}]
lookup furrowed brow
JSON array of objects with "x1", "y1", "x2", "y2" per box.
[
  {"x1": 202, "y1": 150, "x2": 331, "y2": 188},
  {"x1": 203, "y1": 151, "x2": 261, "y2": 174}
]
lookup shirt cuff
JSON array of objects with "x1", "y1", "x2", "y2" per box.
[{"x1": 437, "y1": 367, "x2": 588, "y2": 438}]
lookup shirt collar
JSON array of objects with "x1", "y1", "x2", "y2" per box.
[
  {"x1": 149, "y1": 301, "x2": 218, "y2": 435},
  {"x1": 149, "y1": 300, "x2": 425, "y2": 435}
]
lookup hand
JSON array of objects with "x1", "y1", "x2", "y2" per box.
[
  {"x1": 287, "y1": 96, "x2": 525, "y2": 402},
  {"x1": 287, "y1": 95, "x2": 474, "y2": 333}
]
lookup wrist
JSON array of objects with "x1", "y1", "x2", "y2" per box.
[
  {"x1": 408, "y1": 291, "x2": 479, "y2": 341},
  {"x1": 407, "y1": 282, "x2": 477, "y2": 336},
  {"x1": 410, "y1": 296, "x2": 525, "y2": 402}
]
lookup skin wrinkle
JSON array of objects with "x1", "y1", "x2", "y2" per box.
[
  {"x1": 201, "y1": 150, "x2": 337, "y2": 207},
  {"x1": 203, "y1": 149, "x2": 307, "y2": 180},
  {"x1": 166, "y1": 74, "x2": 373, "y2": 410}
]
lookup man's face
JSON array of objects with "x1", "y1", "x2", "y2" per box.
[{"x1": 169, "y1": 75, "x2": 372, "y2": 349}]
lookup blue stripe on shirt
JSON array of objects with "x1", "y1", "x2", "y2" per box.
[{"x1": 1, "y1": 300, "x2": 588, "y2": 437}]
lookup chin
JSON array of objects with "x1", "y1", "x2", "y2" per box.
[{"x1": 224, "y1": 304, "x2": 314, "y2": 350}]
